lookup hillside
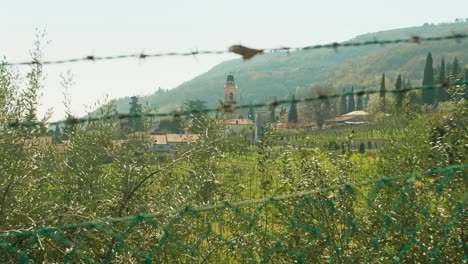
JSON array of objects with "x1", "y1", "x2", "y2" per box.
[{"x1": 111, "y1": 21, "x2": 468, "y2": 113}]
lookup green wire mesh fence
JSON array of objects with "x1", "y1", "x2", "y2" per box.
[{"x1": 0, "y1": 165, "x2": 466, "y2": 263}]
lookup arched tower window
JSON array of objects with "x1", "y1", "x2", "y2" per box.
[{"x1": 229, "y1": 92, "x2": 233, "y2": 101}]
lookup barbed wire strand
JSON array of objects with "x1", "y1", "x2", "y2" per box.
[
  {"x1": 1, "y1": 33, "x2": 467, "y2": 66},
  {"x1": 5, "y1": 81, "x2": 467, "y2": 127},
  {"x1": 0, "y1": 164, "x2": 464, "y2": 238}
]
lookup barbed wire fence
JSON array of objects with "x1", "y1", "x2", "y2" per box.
[
  {"x1": 4, "y1": 81, "x2": 467, "y2": 128},
  {"x1": 0, "y1": 165, "x2": 465, "y2": 263},
  {"x1": 2, "y1": 33, "x2": 467, "y2": 66},
  {"x1": 1, "y1": 32, "x2": 467, "y2": 128},
  {"x1": 1, "y1": 31, "x2": 467, "y2": 263}
]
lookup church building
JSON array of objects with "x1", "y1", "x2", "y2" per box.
[
  {"x1": 224, "y1": 74, "x2": 237, "y2": 119},
  {"x1": 222, "y1": 74, "x2": 255, "y2": 143}
]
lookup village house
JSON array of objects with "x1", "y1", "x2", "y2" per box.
[
  {"x1": 23, "y1": 136, "x2": 53, "y2": 150},
  {"x1": 326, "y1": 110, "x2": 370, "y2": 126},
  {"x1": 222, "y1": 74, "x2": 256, "y2": 144},
  {"x1": 125, "y1": 132, "x2": 200, "y2": 153}
]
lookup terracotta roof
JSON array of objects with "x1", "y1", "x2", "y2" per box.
[
  {"x1": 276, "y1": 121, "x2": 316, "y2": 129},
  {"x1": 149, "y1": 135, "x2": 167, "y2": 145},
  {"x1": 342, "y1": 110, "x2": 369, "y2": 116},
  {"x1": 224, "y1": 119, "x2": 254, "y2": 125},
  {"x1": 327, "y1": 115, "x2": 368, "y2": 123},
  {"x1": 344, "y1": 121, "x2": 366, "y2": 124},
  {"x1": 166, "y1": 134, "x2": 200, "y2": 143},
  {"x1": 24, "y1": 136, "x2": 52, "y2": 146}
]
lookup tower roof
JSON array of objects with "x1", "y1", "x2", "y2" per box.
[{"x1": 226, "y1": 74, "x2": 235, "y2": 82}]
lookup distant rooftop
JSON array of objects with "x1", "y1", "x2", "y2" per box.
[
  {"x1": 165, "y1": 134, "x2": 200, "y2": 143},
  {"x1": 224, "y1": 119, "x2": 254, "y2": 125},
  {"x1": 342, "y1": 110, "x2": 369, "y2": 116}
]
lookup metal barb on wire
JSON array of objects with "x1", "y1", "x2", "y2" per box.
[
  {"x1": 5, "y1": 81, "x2": 465, "y2": 128},
  {"x1": 1, "y1": 33, "x2": 467, "y2": 66},
  {"x1": 411, "y1": 36, "x2": 421, "y2": 44}
]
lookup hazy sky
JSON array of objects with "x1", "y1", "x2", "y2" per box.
[{"x1": 1, "y1": 0, "x2": 467, "y2": 121}]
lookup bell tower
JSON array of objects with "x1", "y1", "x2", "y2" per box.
[{"x1": 224, "y1": 74, "x2": 237, "y2": 119}]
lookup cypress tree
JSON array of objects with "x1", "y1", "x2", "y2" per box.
[
  {"x1": 446, "y1": 61, "x2": 452, "y2": 77},
  {"x1": 422, "y1": 52, "x2": 435, "y2": 105},
  {"x1": 464, "y1": 67, "x2": 468, "y2": 99},
  {"x1": 364, "y1": 93, "x2": 370, "y2": 110},
  {"x1": 395, "y1": 73, "x2": 403, "y2": 108},
  {"x1": 63, "y1": 114, "x2": 77, "y2": 140},
  {"x1": 347, "y1": 87, "x2": 355, "y2": 113},
  {"x1": 439, "y1": 58, "x2": 446, "y2": 84},
  {"x1": 403, "y1": 76, "x2": 407, "y2": 94},
  {"x1": 287, "y1": 95, "x2": 299, "y2": 123},
  {"x1": 380, "y1": 73, "x2": 386, "y2": 112},
  {"x1": 128, "y1": 96, "x2": 143, "y2": 131},
  {"x1": 359, "y1": 143, "x2": 365, "y2": 153},
  {"x1": 53, "y1": 124, "x2": 62, "y2": 144},
  {"x1": 340, "y1": 89, "x2": 348, "y2": 114},
  {"x1": 405, "y1": 79, "x2": 413, "y2": 105},
  {"x1": 452, "y1": 57, "x2": 460, "y2": 77},
  {"x1": 438, "y1": 58, "x2": 449, "y2": 102},
  {"x1": 270, "y1": 108, "x2": 276, "y2": 123},
  {"x1": 356, "y1": 89, "x2": 364, "y2": 110},
  {"x1": 269, "y1": 98, "x2": 276, "y2": 123}
]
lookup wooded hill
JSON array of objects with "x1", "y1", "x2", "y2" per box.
[{"x1": 110, "y1": 21, "x2": 468, "y2": 113}]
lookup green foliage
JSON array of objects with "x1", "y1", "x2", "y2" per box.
[
  {"x1": 126, "y1": 96, "x2": 143, "y2": 131},
  {"x1": 451, "y1": 56, "x2": 460, "y2": 76},
  {"x1": 184, "y1": 99, "x2": 209, "y2": 134},
  {"x1": 0, "y1": 27, "x2": 467, "y2": 263},
  {"x1": 269, "y1": 104, "x2": 276, "y2": 123},
  {"x1": 52, "y1": 124, "x2": 61, "y2": 144},
  {"x1": 155, "y1": 118, "x2": 183, "y2": 134},
  {"x1": 407, "y1": 90, "x2": 422, "y2": 105},
  {"x1": 340, "y1": 90, "x2": 347, "y2": 114},
  {"x1": 437, "y1": 58, "x2": 449, "y2": 102},
  {"x1": 364, "y1": 93, "x2": 370, "y2": 110},
  {"x1": 368, "y1": 94, "x2": 395, "y2": 115},
  {"x1": 359, "y1": 142, "x2": 365, "y2": 153},
  {"x1": 355, "y1": 90, "x2": 364, "y2": 111},
  {"x1": 1, "y1": 162, "x2": 464, "y2": 263},
  {"x1": 105, "y1": 22, "x2": 468, "y2": 114},
  {"x1": 287, "y1": 95, "x2": 298, "y2": 123},
  {"x1": 23, "y1": 37, "x2": 44, "y2": 130},
  {"x1": 380, "y1": 73, "x2": 386, "y2": 112},
  {"x1": 378, "y1": 83, "x2": 467, "y2": 175},
  {"x1": 306, "y1": 85, "x2": 335, "y2": 129},
  {"x1": 184, "y1": 99, "x2": 206, "y2": 119},
  {"x1": 395, "y1": 73, "x2": 403, "y2": 108},
  {"x1": 347, "y1": 87, "x2": 355, "y2": 112},
  {"x1": 63, "y1": 114, "x2": 78, "y2": 140},
  {"x1": 422, "y1": 52, "x2": 435, "y2": 104}
]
